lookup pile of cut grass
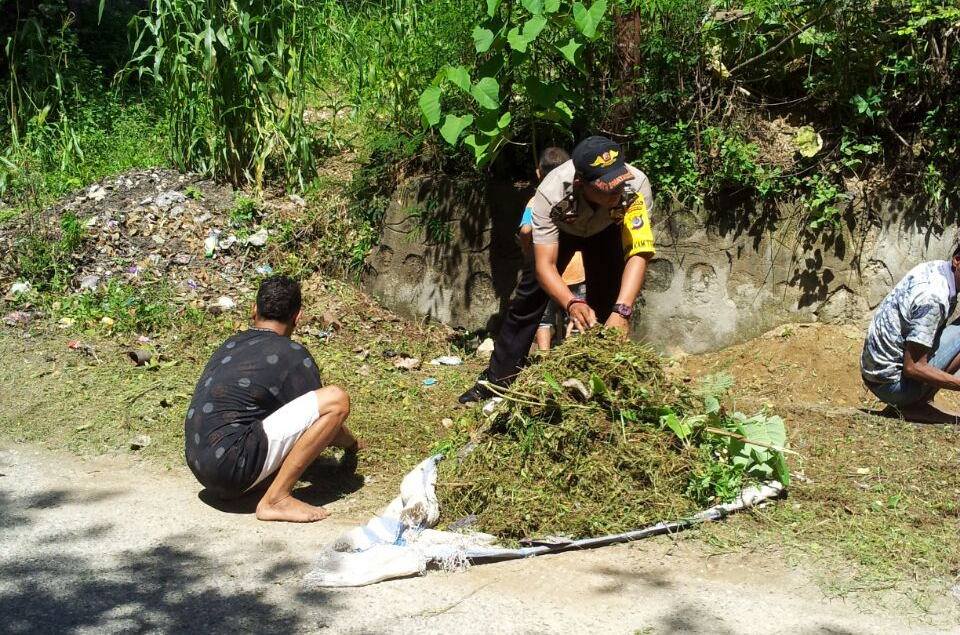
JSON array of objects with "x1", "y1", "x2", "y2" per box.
[{"x1": 437, "y1": 329, "x2": 784, "y2": 541}]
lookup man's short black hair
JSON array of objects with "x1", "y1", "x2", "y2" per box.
[
  {"x1": 256, "y1": 276, "x2": 302, "y2": 323},
  {"x1": 539, "y1": 147, "x2": 570, "y2": 178}
]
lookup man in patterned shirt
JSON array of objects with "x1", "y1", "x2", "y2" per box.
[
  {"x1": 185, "y1": 276, "x2": 364, "y2": 522},
  {"x1": 861, "y1": 246, "x2": 960, "y2": 424}
]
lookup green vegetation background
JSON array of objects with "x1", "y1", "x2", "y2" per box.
[{"x1": 2, "y1": 0, "x2": 959, "y2": 288}]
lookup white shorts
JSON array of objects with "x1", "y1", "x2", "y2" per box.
[{"x1": 246, "y1": 390, "x2": 320, "y2": 490}]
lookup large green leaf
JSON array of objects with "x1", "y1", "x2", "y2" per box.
[
  {"x1": 558, "y1": 37, "x2": 583, "y2": 67},
  {"x1": 553, "y1": 100, "x2": 573, "y2": 124},
  {"x1": 418, "y1": 86, "x2": 442, "y2": 126},
  {"x1": 741, "y1": 414, "x2": 787, "y2": 449},
  {"x1": 573, "y1": 0, "x2": 607, "y2": 39},
  {"x1": 589, "y1": 373, "x2": 608, "y2": 397},
  {"x1": 475, "y1": 110, "x2": 502, "y2": 136},
  {"x1": 507, "y1": 15, "x2": 547, "y2": 52},
  {"x1": 440, "y1": 114, "x2": 474, "y2": 145},
  {"x1": 523, "y1": 15, "x2": 548, "y2": 40},
  {"x1": 543, "y1": 372, "x2": 562, "y2": 392},
  {"x1": 524, "y1": 76, "x2": 557, "y2": 107},
  {"x1": 463, "y1": 133, "x2": 491, "y2": 163},
  {"x1": 521, "y1": 0, "x2": 544, "y2": 15},
  {"x1": 662, "y1": 412, "x2": 692, "y2": 441},
  {"x1": 486, "y1": 0, "x2": 502, "y2": 17},
  {"x1": 471, "y1": 77, "x2": 501, "y2": 110},
  {"x1": 473, "y1": 26, "x2": 496, "y2": 53},
  {"x1": 507, "y1": 26, "x2": 528, "y2": 52},
  {"x1": 727, "y1": 413, "x2": 790, "y2": 483},
  {"x1": 544, "y1": 0, "x2": 561, "y2": 13},
  {"x1": 446, "y1": 66, "x2": 472, "y2": 93}
]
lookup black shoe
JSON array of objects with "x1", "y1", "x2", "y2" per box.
[{"x1": 458, "y1": 383, "x2": 493, "y2": 404}]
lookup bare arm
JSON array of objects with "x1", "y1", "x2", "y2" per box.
[
  {"x1": 534, "y1": 242, "x2": 597, "y2": 329},
  {"x1": 902, "y1": 341, "x2": 960, "y2": 390},
  {"x1": 518, "y1": 224, "x2": 533, "y2": 256},
  {"x1": 605, "y1": 253, "x2": 651, "y2": 330}
]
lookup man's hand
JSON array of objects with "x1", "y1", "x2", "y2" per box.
[
  {"x1": 568, "y1": 302, "x2": 597, "y2": 332},
  {"x1": 604, "y1": 312, "x2": 630, "y2": 335}
]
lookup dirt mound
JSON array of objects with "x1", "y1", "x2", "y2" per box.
[{"x1": 0, "y1": 169, "x2": 308, "y2": 319}]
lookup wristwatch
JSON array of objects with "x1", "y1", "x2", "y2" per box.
[{"x1": 612, "y1": 303, "x2": 633, "y2": 319}]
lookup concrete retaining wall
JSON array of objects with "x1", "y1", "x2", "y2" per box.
[{"x1": 364, "y1": 176, "x2": 959, "y2": 354}]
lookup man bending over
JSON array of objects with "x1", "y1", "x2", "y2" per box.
[
  {"x1": 861, "y1": 246, "x2": 960, "y2": 424},
  {"x1": 185, "y1": 275, "x2": 364, "y2": 522}
]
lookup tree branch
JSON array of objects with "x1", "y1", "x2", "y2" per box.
[{"x1": 727, "y1": 12, "x2": 828, "y2": 78}]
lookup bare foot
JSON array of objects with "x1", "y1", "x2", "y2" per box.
[
  {"x1": 899, "y1": 401, "x2": 960, "y2": 425},
  {"x1": 255, "y1": 495, "x2": 330, "y2": 523}
]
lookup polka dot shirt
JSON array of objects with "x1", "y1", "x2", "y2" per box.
[{"x1": 184, "y1": 328, "x2": 322, "y2": 495}]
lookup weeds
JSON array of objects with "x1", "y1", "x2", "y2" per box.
[
  {"x1": 436, "y1": 329, "x2": 791, "y2": 540},
  {"x1": 129, "y1": 0, "x2": 314, "y2": 189},
  {"x1": 57, "y1": 277, "x2": 174, "y2": 335}
]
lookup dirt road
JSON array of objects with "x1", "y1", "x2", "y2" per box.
[{"x1": 1, "y1": 440, "x2": 956, "y2": 635}]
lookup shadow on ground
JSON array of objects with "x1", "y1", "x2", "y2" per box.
[
  {"x1": 0, "y1": 484, "x2": 335, "y2": 635},
  {"x1": 197, "y1": 457, "x2": 365, "y2": 515}
]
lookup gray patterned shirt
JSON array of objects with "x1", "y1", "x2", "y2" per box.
[
  {"x1": 861, "y1": 260, "x2": 957, "y2": 384},
  {"x1": 185, "y1": 328, "x2": 322, "y2": 495}
]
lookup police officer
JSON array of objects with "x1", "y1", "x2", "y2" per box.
[{"x1": 459, "y1": 136, "x2": 656, "y2": 404}]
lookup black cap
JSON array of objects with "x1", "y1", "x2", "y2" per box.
[{"x1": 572, "y1": 136, "x2": 631, "y2": 191}]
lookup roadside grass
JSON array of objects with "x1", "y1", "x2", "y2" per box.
[
  {"x1": 2, "y1": 97, "x2": 167, "y2": 215},
  {"x1": 695, "y1": 403, "x2": 960, "y2": 610},
  {"x1": 1, "y1": 277, "x2": 959, "y2": 612},
  {"x1": 0, "y1": 274, "x2": 483, "y2": 503}
]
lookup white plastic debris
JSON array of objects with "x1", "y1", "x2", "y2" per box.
[
  {"x1": 393, "y1": 357, "x2": 421, "y2": 371},
  {"x1": 87, "y1": 185, "x2": 107, "y2": 202},
  {"x1": 244, "y1": 228, "x2": 269, "y2": 247},
  {"x1": 481, "y1": 397, "x2": 503, "y2": 417},
  {"x1": 9, "y1": 281, "x2": 31, "y2": 296},
  {"x1": 154, "y1": 190, "x2": 186, "y2": 210},
  {"x1": 79, "y1": 275, "x2": 100, "y2": 291},
  {"x1": 477, "y1": 338, "x2": 495, "y2": 359},
  {"x1": 217, "y1": 296, "x2": 236, "y2": 310},
  {"x1": 429, "y1": 356, "x2": 463, "y2": 366}
]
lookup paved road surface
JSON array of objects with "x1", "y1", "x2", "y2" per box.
[{"x1": 1, "y1": 441, "x2": 956, "y2": 635}]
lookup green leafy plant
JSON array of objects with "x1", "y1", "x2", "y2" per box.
[
  {"x1": 129, "y1": 0, "x2": 314, "y2": 188},
  {"x1": 229, "y1": 195, "x2": 259, "y2": 227},
  {"x1": 59, "y1": 277, "x2": 173, "y2": 335},
  {"x1": 419, "y1": 0, "x2": 613, "y2": 165}
]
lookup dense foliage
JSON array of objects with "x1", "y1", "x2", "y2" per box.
[{"x1": 1, "y1": 0, "x2": 958, "y2": 236}]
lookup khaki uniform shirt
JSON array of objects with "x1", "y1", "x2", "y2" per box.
[{"x1": 531, "y1": 161, "x2": 655, "y2": 254}]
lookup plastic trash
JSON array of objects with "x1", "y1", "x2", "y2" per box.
[
  {"x1": 423, "y1": 378, "x2": 438, "y2": 386},
  {"x1": 2, "y1": 311, "x2": 33, "y2": 327},
  {"x1": 255, "y1": 264, "x2": 273, "y2": 275},
  {"x1": 245, "y1": 228, "x2": 269, "y2": 247},
  {"x1": 204, "y1": 230, "x2": 221, "y2": 258},
  {"x1": 79, "y1": 275, "x2": 100, "y2": 291},
  {"x1": 9, "y1": 281, "x2": 31, "y2": 296},
  {"x1": 429, "y1": 356, "x2": 463, "y2": 366}
]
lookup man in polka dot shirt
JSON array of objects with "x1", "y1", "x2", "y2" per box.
[{"x1": 185, "y1": 276, "x2": 364, "y2": 522}]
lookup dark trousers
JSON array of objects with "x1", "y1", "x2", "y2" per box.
[{"x1": 486, "y1": 224, "x2": 626, "y2": 385}]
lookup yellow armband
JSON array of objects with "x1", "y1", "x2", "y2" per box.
[{"x1": 620, "y1": 197, "x2": 655, "y2": 260}]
